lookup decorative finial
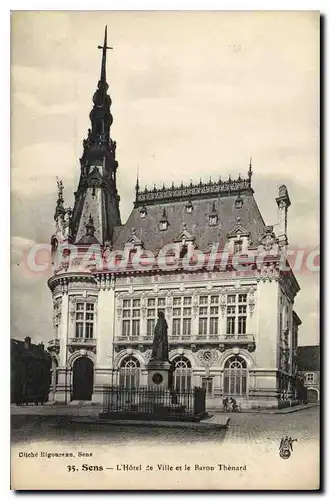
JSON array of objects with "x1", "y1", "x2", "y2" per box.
[
  {"x1": 97, "y1": 26, "x2": 113, "y2": 82},
  {"x1": 248, "y1": 157, "x2": 253, "y2": 185},
  {"x1": 54, "y1": 177, "x2": 65, "y2": 220},
  {"x1": 135, "y1": 167, "x2": 140, "y2": 196}
]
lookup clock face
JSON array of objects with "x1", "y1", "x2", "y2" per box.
[{"x1": 152, "y1": 373, "x2": 163, "y2": 385}]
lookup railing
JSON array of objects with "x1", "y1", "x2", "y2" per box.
[
  {"x1": 114, "y1": 334, "x2": 255, "y2": 344},
  {"x1": 101, "y1": 386, "x2": 206, "y2": 420},
  {"x1": 218, "y1": 334, "x2": 255, "y2": 343},
  {"x1": 68, "y1": 337, "x2": 97, "y2": 345},
  {"x1": 135, "y1": 174, "x2": 252, "y2": 207},
  {"x1": 116, "y1": 335, "x2": 148, "y2": 343}
]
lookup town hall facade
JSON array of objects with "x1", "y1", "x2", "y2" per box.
[{"x1": 47, "y1": 28, "x2": 301, "y2": 409}]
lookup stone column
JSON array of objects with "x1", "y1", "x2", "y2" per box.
[
  {"x1": 55, "y1": 290, "x2": 69, "y2": 403},
  {"x1": 92, "y1": 274, "x2": 115, "y2": 403},
  {"x1": 253, "y1": 279, "x2": 279, "y2": 408}
]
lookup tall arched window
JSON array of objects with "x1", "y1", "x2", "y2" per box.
[
  {"x1": 119, "y1": 356, "x2": 140, "y2": 388},
  {"x1": 172, "y1": 356, "x2": 192, "y2": 391},
  {"x1": 223, "y1": 356, "x2": 248, "y2": 396}
]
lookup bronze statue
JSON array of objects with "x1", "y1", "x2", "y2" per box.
[{"x1": 151, "y1": 311, "x2": 169, "y2": 362}]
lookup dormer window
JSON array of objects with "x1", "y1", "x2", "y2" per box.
[
  {"x1": 209, "y1": 215, "x2": 218, "y2": 226},
  {"x1": 125, "y1": 227, "x2": 144, "y2": 250},
  {"x1": 235, "y1": 193, "x2": 243, "y2": 209},
  {"x1": 208, "y1": 202, "x2": 218, "y2": 226},
  {"x1": 140, "y1": 206, "x2": 147, "y2": 219},
  {"x1": 159, "y1": 208, "x2": 169, "y2": 231},
  {"x1": 185, "y1": 200, "x2": 193, "y2": 214},
  {"x1": 234, "y1": 239, "x2": 243, "y2": 254}
]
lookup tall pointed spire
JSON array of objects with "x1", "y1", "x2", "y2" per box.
[
  {"x1": 85, "y1": 26, "x2": 114, "y2": 146},
  {"x1": 70, "y1": 27, "x2": 121, "y2": 246},
  {"x1": 135, "y1": 167, "x2": 140, "y2": 198},
  {"x1": 98, "y1": 25, "x2": 113, "y2": 83}
]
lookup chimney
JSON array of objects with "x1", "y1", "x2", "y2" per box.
[
  {"x1": 24, "y1": 336, "x2": 31, "y2": 349},
  {"x1": 276, "y1": 185, "x2": 291, "y2": 247}
]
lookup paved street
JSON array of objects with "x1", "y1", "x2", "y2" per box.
[
  {"x1": 221, "y1": 406, "x2": 319, "y2": 444},
  {"x1": 11, "y1": 405, "x2": 319, "y2": 446}
]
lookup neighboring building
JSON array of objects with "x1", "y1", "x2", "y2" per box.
[
  {"x1": 11, "y1": 337, "x2": 52, "y2": 404},
  {"x1": 297, "y1": 345, "x2": 320, "y2": 402},
  {"x1": 47, "y1": 28, "x2": 302, "y2": 409}
]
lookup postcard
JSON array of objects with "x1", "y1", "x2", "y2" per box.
[{"x1": 11, "y1": 10, "x2": 320, "y2": 490}]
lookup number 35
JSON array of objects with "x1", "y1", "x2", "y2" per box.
[{"x1": 67, "y1": 465, "x2": 77, "y2": 472}]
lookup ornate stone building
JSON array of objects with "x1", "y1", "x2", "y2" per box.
[{"x1": 47, "y1": 28, "x2": 301, "y2": 409}]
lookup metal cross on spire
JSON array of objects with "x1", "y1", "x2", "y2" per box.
[{"x1": 98, "y1": 26, "x2": 113, "y2": 82}]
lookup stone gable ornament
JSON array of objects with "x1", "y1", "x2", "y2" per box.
[
  {"x1": 260, "y1": 225, "x2": 277, "y2": 251},
  {"x1": 248, "y1": 287, "x2": 256, "y2": 316},
  {"x1": 144, "y1": 349, "x2": 152, "y2": 361},
  {"x1": 197, "y1": 350, "x2": 219, "y2": 367}
]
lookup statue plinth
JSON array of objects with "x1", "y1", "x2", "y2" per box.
[{"x1": 147, "y1": 360, "x2": 171, "y2": 389}]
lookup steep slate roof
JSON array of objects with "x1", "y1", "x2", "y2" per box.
[
  {"x1": 297, "y1": 345, "x2": 320, "y2": 372},
  {"x1": 113, "y1": 191, "x2": 266, "y2": 251},
  {"x1": 77, "y1": 234, "x2": 100, "y2": 245}
]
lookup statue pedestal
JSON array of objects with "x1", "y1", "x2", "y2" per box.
[{"x1": 147, "y1": 360, "x2": 171, "y2": 389}]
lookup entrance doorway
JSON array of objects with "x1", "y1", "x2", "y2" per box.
[
  {"x1": 72, "y1": 357, "x2": 94, "y2": 401},
  {"x1": 307, "y1": 388, "x2": 319, "y2": 403}
]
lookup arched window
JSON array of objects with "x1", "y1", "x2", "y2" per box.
[
  {"x1": 119, "y1": 356, "x2": 140, "y2": 388},
  {"x1": 223, "y1": 356, "x2": 248, "y2": 396},
  {"x1": 172, "y1": 356, "x2": 192, "y2": 391}
]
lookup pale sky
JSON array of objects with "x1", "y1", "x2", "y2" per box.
[{"x1": 11, "y1": 11, "x2": 319, "y2": 346}]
